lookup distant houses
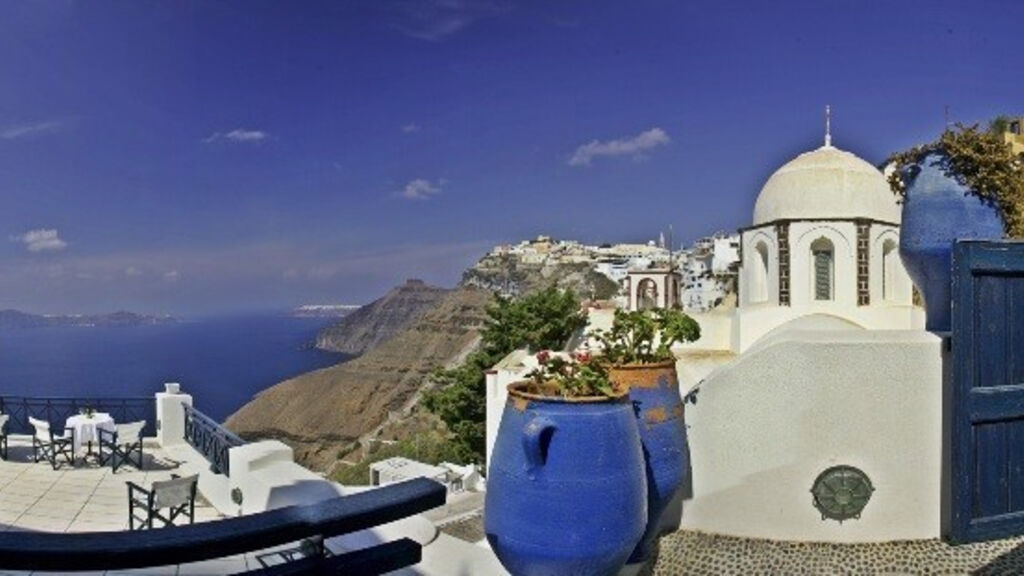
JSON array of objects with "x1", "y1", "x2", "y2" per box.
[{"x1": 481, "y1": 232, "x2": 742, "y2": 313}]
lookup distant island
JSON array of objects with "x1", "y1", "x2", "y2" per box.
[
  {"x1": 290, "y1": 304, "x2": 361, "y2": 318},
  {"x1": 0, "y1": 309, "x2": 176, "y2": 329}
]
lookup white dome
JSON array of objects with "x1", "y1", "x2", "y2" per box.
[{"x1": 752, "y1": 145, "x2": 900, "y2": 226}]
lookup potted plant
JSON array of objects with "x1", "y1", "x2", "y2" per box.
[
  {"x1": 887, "y1": 122, "x2": 1023, "y2": 331},
  {"x1": 485, "y1": 351, "x2": 647, "y2": 576},
  {"x1": 591, "y1": 307, "x2": 701, "y2": 564}
]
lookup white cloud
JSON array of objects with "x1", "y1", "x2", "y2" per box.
[
  {"x1": 568, "y1": 127, "x2": 671, "y2": 167},
  {"x1": 401, "y1": 123, "x2": 421, "y2": 133},
  {"x1": 1, "y1": 120, "x2": 62, "y2": 140},
  {"x1": 11, "y1": 229, "x2": 68, "y2": 252},
  {"x1": 124, "y1": 266, "x2": 143, "y2": 277},
  {"x1": 203, "y1": 129, "x2": 269, "y2": 144},
  {"x1": 398, "y1": 178, "x2": 443, "y2": 200},
  {"x1": 392, "y1": 0, "x2": 508, "y2": 41},
  {"x1": 164, "y1": 270, "x2": 180, "y2": 282}
]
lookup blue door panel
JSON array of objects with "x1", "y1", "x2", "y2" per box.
[
  {"x1": 1009, "y1": 419, "x2": 1024, "y2": 513},
  {"x1": 951, "y1": 241, "x2": 1024, "y2": 542}
]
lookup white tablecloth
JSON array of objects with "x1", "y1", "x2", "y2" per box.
[{"x1": 65, "y1": 413, "x2": 115, "y2": 454}]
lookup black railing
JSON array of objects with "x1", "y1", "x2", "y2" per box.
[
  {"x1": 0, "y1": 396, "x2": 156, "y2": 437},
  {"x1": 0, "y1": 477, "x2": 446, "y2": 574},
  {"x1": 183, "y1": 404, "x2": 245, "y2": 476}
]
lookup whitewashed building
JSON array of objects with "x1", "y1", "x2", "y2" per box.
[
  {"x1": 369, "y1": 457, "x2": 483, "y2": 494},
  {"x1": 678, "y1": 232, "x2": 740, "y2": 312},
  {"x1": 731, "y1": 137, "x2": 917, "y2": 351}
]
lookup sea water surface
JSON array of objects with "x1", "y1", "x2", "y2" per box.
[{"x1": 0, "y1": 315, "x2": 346, "y2": 423}]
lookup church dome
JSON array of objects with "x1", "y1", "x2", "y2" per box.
[{"x1": 752, "y1": 144, "x2": 900, "y2": 226}]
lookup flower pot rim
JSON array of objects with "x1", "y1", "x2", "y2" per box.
[
  {"x1": 506, "y1": 380, "x2": 628, "y2": 404},
  {"x1": 607, "y1": 360, "x2": 677, "y2": 370}
]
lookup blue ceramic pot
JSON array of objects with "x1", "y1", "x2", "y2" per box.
[
  {"x1": 485, "y1": 382, "x2": 647, "y2": 576},
  {"x1": 899, "y1": 151, "x2": 1004, "y2": 331},
  {"x1": 611, "y1": 362, "x2": 688, "y2": 564}
]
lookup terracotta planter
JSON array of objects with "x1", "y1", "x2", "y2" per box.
[
  {"x1": 609, "y1": 361, "x2": 688, "y2": 564},
  {"x1": 485, "y1": 381, "x2": 647, "y2": 576}
]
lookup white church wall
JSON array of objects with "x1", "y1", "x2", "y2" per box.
[
  {"x1": 788, "y1": 221, "x2": 858, "y2": 308},
  {"x1": 870, "y1": 226, "x2": 912, "y2": 306},
  {"x1": 679, "y1": 328, "x2": 945, "y2": 542},
  {"x1": 740, "y1": 227, "x2": 778, "y2": 306}
]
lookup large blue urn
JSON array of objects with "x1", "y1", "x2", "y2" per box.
[
  {"x1": 899, "y1": 151, "x2": 1004, "y2": 331},
  {"x1": 610, "y1": 361, "x2": 688, "y2": 564},
  {"x1": 485, "y1": 382, "x2": 647, "y2": 576}
]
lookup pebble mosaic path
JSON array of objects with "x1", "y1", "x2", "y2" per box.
[
  {"x1": 441, "y1": 514, "x2": 1024, "y2": 575},
  {"x1": 645, "y1": 530, "x2": 1024, "y2": 576}
]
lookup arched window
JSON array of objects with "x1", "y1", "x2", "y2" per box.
[
  {"x1": 811, "y1": 237, "x2": 834, "y2": 301},
  {"x1": 882, "y1": 239, "x2": 898, "y2": 301},
  {"x1": 750, "y1": 241, "x2": 769, "y2": 303},
  {"x1": 637, "y1": 279, "x2": 658, "y2": 310}
]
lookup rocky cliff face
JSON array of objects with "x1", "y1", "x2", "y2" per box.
[
  {"x1": 315, "y1": 279, "x2": 450, "y2": 355},
  {"x1": 225, "y1": 287, "x2": 491, "y2": 470},
  {"x1": 227, "y1": 245, "x2": 621, "y2": 472}
]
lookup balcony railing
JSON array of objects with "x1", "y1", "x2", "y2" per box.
[
  {"x1": 0, "y1": 396, "x2": 156, "y2": 437},
  {"x1": 0, "y1": 477, "x2": 446, "y2": 575},
  {"x1": 183, "y1": 404, "x2": 245, "y2": 476}
]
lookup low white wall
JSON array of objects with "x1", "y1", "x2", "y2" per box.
[
  {"x1": 680, "y1": 329, "x2": 945, "y2": 542},
  {"x1": 485, "y1": 351, "x2": 539, "y2": 468},
  {"x1": 732, "y1": 303, "x2": 923, "y2": 352},
  {"x1": 680, "y1": 310, "x2": 733, "y2": 351},
  {"x1": 152, "y1": 391, "x2": 507, "y2": 575}
]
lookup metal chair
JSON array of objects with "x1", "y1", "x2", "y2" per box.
[
  {"x1": 28, "y1": 416, "x2": 75, "y2": 470},
  {"x1": 98, "y1": 420, "x2": 145, "y2": 472},
  {"x1": 127, "y1": 473, "x2": 198, "y2": 530},
  {"x1": 0, "y1": 414, "x2": 8, "y2": 460}
]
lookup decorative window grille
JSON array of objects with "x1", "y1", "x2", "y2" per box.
[{"x1": 811, "y1": 238, "x2": 834, "y2": 301}]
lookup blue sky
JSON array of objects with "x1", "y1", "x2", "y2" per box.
[{"x1": 1, "y1": 1, "x2": 1021, "y2": 315}]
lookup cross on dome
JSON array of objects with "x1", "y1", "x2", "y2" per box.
[{"x1": 825, "y1": 105, "x2": 832, "y2": 148}]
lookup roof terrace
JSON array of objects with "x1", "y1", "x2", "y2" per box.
[{"x1": 0, "y1": 388, "x2": 501, "y2": 575}]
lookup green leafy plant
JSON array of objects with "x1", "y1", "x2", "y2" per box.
[
  {"x1": 591, "y1": 308, "x2": 701, "y2": 365},
  {"x1": 525, "y1": 350, "x2": 615, "y2": 398},
  {"x1": 886, "y1": 122, "x2": 1024, "y2": 238},
  {"x1": 422, "y1": 286, "x2": 587, "y2": 462}
]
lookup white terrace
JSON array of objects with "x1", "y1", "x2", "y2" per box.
[{"x1": 0, "y1": 387, "x2": 504, "y2": 575}]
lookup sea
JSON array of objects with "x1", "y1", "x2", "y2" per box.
[{"x1": 0, "y1": 315, "x2": 347, "y2": 423}]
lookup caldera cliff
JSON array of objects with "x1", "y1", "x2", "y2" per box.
[{"x1": 225, "y1": 285, "x2": 491, "y2": 470}]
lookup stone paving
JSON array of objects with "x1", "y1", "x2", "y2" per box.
[
  {"x1": 0, "y1": 436, "x2": 306, "y2": 575},
  {"x1": 644, "y1": 530, "x2": 1024, "y2": 576},
  {"x1": 0, "y1": 439, "x2": 223, "y2": 535},
  {"x1": 439, "y1": 513, "x2": 1024, "y2": 575}
]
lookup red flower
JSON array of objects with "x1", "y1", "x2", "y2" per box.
[
  {"x1": 575, "y1": 351, "x2": 591, "y2": 363},
  {"x1": 536, "y1": 350, "x2": 551, "y2": 364}
]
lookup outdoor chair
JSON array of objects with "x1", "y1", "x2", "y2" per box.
[
  {"x1": 127, "y1": 473, "x2": 198, "y2": 530},
  {"x1": 0, "y1": 414, "x2": 7, "y2": 460},
  {"x1": 29, "y1": 416, "x2": 75, "y2": 470},
  {"x1": 98, "y1": 420, "x2": 145, "y2": 472}
]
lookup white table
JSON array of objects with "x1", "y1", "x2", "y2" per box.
[{"x1": 65, "y1": 413, "x2": 116, "y2": 455}]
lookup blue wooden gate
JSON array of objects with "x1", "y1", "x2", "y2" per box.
[{"x1": 951, "y1": 240, "x2": 1024, "y2": 542}]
